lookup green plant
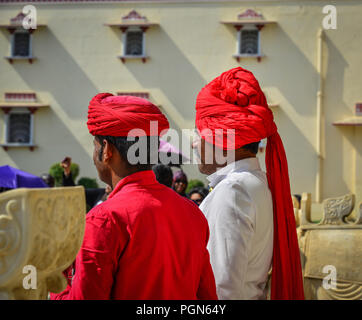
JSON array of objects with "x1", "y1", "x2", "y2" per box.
[
  {"x1": 77, "y1": 177, "x2": 99, "y2": 189},
  {"x1": 49, "y1": 162, "x2": 79, "y2": 187},
  {"x1": 186, "y1": 179, "x2": 205, "y2": 194}
]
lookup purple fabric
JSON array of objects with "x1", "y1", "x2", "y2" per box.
[
  {"x1": 159, "y1": 139, "x2": 190, "y2": 160},
  {"x1": 173, "y1": 170, "x2": 188, "y2": 183},
  {"x1": 0, "y1": 165, "x2": 48, "y2": 189}
]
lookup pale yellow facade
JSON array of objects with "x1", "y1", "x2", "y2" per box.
[{"x1": 0, "y1": 0, "x2": 361, "y2": 218}]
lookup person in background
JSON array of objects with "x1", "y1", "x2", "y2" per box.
[
  {"x1": 94, "y1": 184, "x2": 113, "y2": 206},
  {"x1": 172, "y1": 170, "x2": 188, "y2": 197},
  {"x1": 50, "y1": 93, "x2": 217, "y2": 300},
  {"x1": 40, "y1": 173, "x2": 55, "y2": 188},
  {"x1": 61, "y1": 157, "x2": 74, "y2": 186},
  {"x1": 60, "y1": 156, "x2": 110, "y2": 209},
  {"x1": 152, "y1": 164, "x2": 173, "y2": 188},
  {"x1": 292, "y1": 194, "x2": 301, "y2": 208},
  {"x1": 188, "y1": 187, "x2": 209, "y2": 206}
]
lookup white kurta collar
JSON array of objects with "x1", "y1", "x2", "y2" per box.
[{"x1": 207, "y1": 157, "x2": 261, "y2": 188}]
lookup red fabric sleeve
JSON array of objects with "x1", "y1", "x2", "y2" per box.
[
  {"x1": 197, "y1": 224, "x2": 218, "y2": 300},
  {"x1": 50, "y1": 207, "x2": 128, "y2": 300}
]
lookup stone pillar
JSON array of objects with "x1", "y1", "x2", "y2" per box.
[
  {"x1": 298, "y1": 193, "x2": 362, "y2": 300},
  {"x1": 0, "y1": 187, "x2": 86, "y2": 299},
  {"x1": 354, "y1": 126, "x2": 362, "y2": 219}
]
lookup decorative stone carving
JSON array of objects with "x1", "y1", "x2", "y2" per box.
[
  {"x1": 122, "y1": 10, "x2": 147, "y2": 22},
  {"x1": 355, "y1": 202, "x2": 362, "y2": 225},
  {"x1": 320, "y1": 194, "x2": 355, "y2": 225},
  {"x1": 0, "y1": 187, "x2": 86, "y2": 300},
  {"x1": 237, "y1": 9, "x2": 264, "y2": 20},
  {"x1": 298, "y1": 193, "x2": 362, "y2": 300}
]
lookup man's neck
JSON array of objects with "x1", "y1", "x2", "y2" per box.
[
  {"x1": 213, "y1": 153, "x2": 256, "y2": 172},
  {"x1": 110, "y1": 167, "x2": 151, "y2": 189}
]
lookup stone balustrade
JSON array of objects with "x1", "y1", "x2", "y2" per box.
[
  {"x1": 0, "y1": 187, "x2": 86, "y2": 300},
  {"x1": 1, "y1": 185, "x2": 361, "y2": 300},
  {"x1": 295, "y1": 193, "x2": 362, "y2": 300}
]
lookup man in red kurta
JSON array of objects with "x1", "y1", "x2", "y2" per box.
[{"x1": 50, "y1": 93, "x2": 217, "y2": 300}]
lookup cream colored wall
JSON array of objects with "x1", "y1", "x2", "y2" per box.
[{"x1": 0, "y1": 1, "x2": 361, "y2": 215}]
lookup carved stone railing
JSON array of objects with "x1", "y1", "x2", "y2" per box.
[
  {"x1": 296, "y1": 193, "x2": 362, "y2": 300},
  {"x1": 0, "y1": 187, "x2": 86, "y2": 299}
]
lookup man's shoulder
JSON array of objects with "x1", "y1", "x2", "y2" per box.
[
  {"x1": 90, "y1": 185, "x2": 202, "y2": 215},
  {"x1": 155, "y1": 186, "x2": 209, "y2": 228},
  {"x1": 223, "y1": 169, "x2": 268, "y2": 192},
  {"x1": 86, "y1": 199, "x2": 128, "y2": 225},
  {"x1": 208, "y1": 170, "x2": 270, "y2": 209},
  {"x1": 86, "y1": 201, "x2": 112, "y2": 220}
]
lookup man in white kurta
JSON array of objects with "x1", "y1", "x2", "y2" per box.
[
  {"x1": 193, "y1": 67, "x2": 305, "y2": 300},
  {"x1": 199, "y1": 157, "x2": 273, "y2": 300}
]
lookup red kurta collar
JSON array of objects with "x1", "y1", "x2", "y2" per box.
[{"x1": 108, "y1": 170, "x2": 157, "y2": 199}]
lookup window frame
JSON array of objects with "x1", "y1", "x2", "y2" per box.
[
  {"x1": 237, "y1": 25, "x2": 260, "y2": 57},
  {"x1": 3, "y1": 108, "x2": 34, "y2": 146},
  {"x1": 122, "y1": 26, "x2": 145, "y2": 57},
  {"x1": 10, "y1": 28, "x2": 33, "y2": 58}
]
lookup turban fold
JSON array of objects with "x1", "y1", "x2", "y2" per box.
[
  {"x1": 87, "y1": 93, "x2": 169, "y2": 137},
  {"x1": 196, "y1": 67, "x2": 304, "y2": 300}
]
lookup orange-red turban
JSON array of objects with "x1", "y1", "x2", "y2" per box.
[
  {"x1": 87, "y1": 93, "x2": 169, "y2": 137},
  {"x1": 196, "y1": 67, "x2": 304, "y2": 300}
]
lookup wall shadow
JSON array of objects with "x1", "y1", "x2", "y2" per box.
[
  {"x1": 124, "y1": 27, "x2": 207, "y2": 123},
  {"x1": 322, "y1": 33, "x2": 351, "y2": 198},
  {"x1": 11, "y1": 28, "x2": 99, "y2": 119},
  {"x1": 3, "y1": 108, "x2": 98, "y2": 180},
  {"x1": 250, "y1": 25, "x2": 318, "y2": 118}
]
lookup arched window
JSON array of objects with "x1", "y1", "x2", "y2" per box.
[
  {"x1": 239, "y1": 28, "x2": 259, "y2": 55},
  {"x1": 125, "y1": 28, "x2": 144, "y2": 56}
]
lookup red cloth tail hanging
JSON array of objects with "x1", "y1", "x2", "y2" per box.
[{"x1": 266, "y1": 133, "x2": 305, "y2": 300}]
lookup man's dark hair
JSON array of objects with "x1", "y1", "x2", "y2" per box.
[
  {"x1": 152, "y1": 164, "x2": 173, "y2": 188},
  {"x1": 293, "y1": 194, "x2": 301, "y2": 206},
  {"x1": 188, "y1": 187, "x2": 209, "y2": 200},
  {"x1": 95, "y1": 135, "x2": 160, "y2": 171},
  {"x1": 242, "y1": 141, "x2": 260, "y2": 154},
  {"x1": 40, "y1": 173, "x2": 55, "y2": 188}
]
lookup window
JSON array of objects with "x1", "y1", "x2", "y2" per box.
[
  {"x1": 356, "y1": 103, "x2": 362, "y2": 116},
  {"x1": 221, "y1": 9, "x2": 276, "y2": 63},
  {"x1": 8, "y1": 113, "x2": 31, "y2": 143},
  {"x1": 239, "y1": 28, "x2": 259, "y2": 55},
  {"x1": 1, "y1": 12, "x2": 47, "y2": 64},
  {"x1": 5, "y1": 109, "x2": 33, "y2": 145},
  {"x1": 0, "y1": 93, "x2": 49, "y2": 151},
  {"x1": 106, "y1": 10, "x2": 158, "y2": 63},
  {"x1": 12, "y1": 31, "x2": 31, "y2": 57},
  {"x1": 333, "y1": 103, "x2": 362, "y2": 126},
  {"x1": 125, "y1": 30, "x2": 144, "y2": 56},
  {"x1": 117, "y1": 92, "x2": 149, "y2": 100}
]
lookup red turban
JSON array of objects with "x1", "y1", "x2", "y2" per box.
[
  {"x1": 87, "y1": 93, "x2": 169, "y2": 137},
  {"x1": 196, "y1": 67, "x2": 304, "y2": 300}
]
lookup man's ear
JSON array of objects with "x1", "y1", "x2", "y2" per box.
[{"x1": 102, "y1": 139, "x2": 113, "y2": 163}]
